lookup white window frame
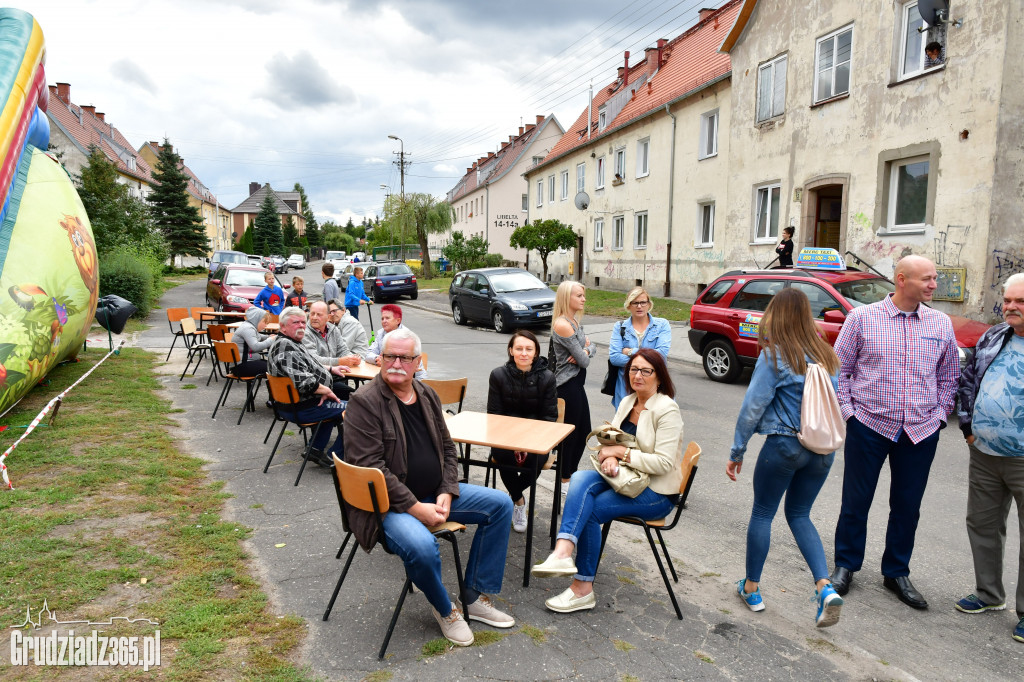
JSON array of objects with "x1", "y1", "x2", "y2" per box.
[
  {"x1": 754, "y1": 183, "x2": 782, "y2": 242},
  {"x1": 636, "y1": 138, "x2": 650, "y2": 178},
  {"x1": 576, "y1": 163, "x2": 586, "y2": 193},
  {"x1": 593, "y1": 218, "x2": 604, "y2": 251},
  {"x1": 699, "y1": 109, "x2": 718, "y2": 159},
  {"x1": 613, "y1": 147, "x2": 626, "y2": 182},
  {"x1": 598, "y1": 106, "x2": 607, "y2": 131},
  {"x1": 814, "y1": 24, "x2": 853, "y2": 103},
  {"x1": 612, "y1": 215, "x2": 625, "y2": 250},
  {"x1": 756, "y1": 54, "x2": 787, "y2": 123},
  {"x1": 560, "y1": 170, "x2": 569, "y2": 200},
  {"x1": 697, "y1": 202, "x2": 715, "y2": 246},
  {"x1": 521, "y1": 194, "x2": 528, "y2": 211},
  {"x1": 634, "y1": 212, "x2": 648, "y2": 249},
  {"x1": 536, "y1": 180, "x2": 543, "y2": 208},
  {"x1": 886, "y1": 155, "x2": 930, "y2": 232},
  {"x1": 548, "y1": 175, "x2": 555, "y2": 204},
  {"x1": 898, "y1": 1, "x2": 945, "y2": 80},
  {"x1": 596, "y1": 156, "x2": 606, "y2": 189}
]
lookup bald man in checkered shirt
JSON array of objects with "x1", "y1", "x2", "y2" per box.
[{"x1": 829, "y1": 255, "x2": 959, "y2": 610}]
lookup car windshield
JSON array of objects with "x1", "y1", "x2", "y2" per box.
[
  {"x1": 225, "y1": 270, "x2": 269, "y2": 287},
  {"x1": 379, "y1": 264, "x2": 412, "y2": 276},
  {"x1": 833, "y1": 278, "x2": 894, "y2": 307},
  {"x1": 489, "y1": 272, "x2": 547, "y2": 293},
  {"x1": 219, "y1": 252, "x2": 248, "y2": 265},
  {"x1": 325, "y1": 251, "x2": 345, "y2": 260}
]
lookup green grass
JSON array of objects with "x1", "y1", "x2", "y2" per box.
[
  {"x1": 695, "y1": 650, "x2": 715, "y2": 664},
  {"x1": 579, "y1": 287, "x2": 692, "y2": 321},
  {"x1": 521, "y1": 624, "x2": 546, "y2": 645},
  {"x1": 613, "y1": 639, "x2": 635, "y2": 652},
  {"x1": 0, "y1": 348, "x2": 309, "y2": 680},
  {"x1": 417, "y1": 276, "x2": 454, "y2": 290}
]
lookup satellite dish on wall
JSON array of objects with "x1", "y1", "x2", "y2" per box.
[
  {"x1": 917, "y1": 0, "x2": 948, "y2": 27},
  {"x1": 574, "y1": 191, "x2": 590, "y2": 210}
]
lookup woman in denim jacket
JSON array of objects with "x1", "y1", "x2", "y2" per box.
[
  {"x1": 608, "y1": 287, "x2": 672, "y2": 408},
  {"x1": 727, "y1": 288, "x2": 844, "y2": 628}
]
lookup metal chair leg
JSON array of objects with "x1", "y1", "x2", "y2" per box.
[
  {"x1": 335, "y1": 531, "x2": 352, "y2": 560},
  {"x1": 655, "y1": 529, "x2": 678, "y2": 582},
  {"x1": 378, "y1": 578, "x2": 413, "y2": 660},
  {"x1": 642, "y1": 525, "x2": 682, "y2": 619},
  {"x1": 212, "y1": 378, "x2": 232, "y2": 419},
  {"x1": 263, "y1": 422, "x2": 288, "y2": 473},
  {"x1": 323, "y1": 539, "x2": 359, "y2": 621},
  {"x1": 294, "y1": 422, "x2": 324, "y2": 486}
]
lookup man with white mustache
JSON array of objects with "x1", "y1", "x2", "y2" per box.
[{"x1": 955, "y1": 272, "x2": 1024, "y2": 644}]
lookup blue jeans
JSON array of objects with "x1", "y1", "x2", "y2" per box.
[
  {"x1": 293, "y1": 400, "x2": 346, "y2": 455},
  {"x1": 558, "y1": 470, "x2": 674, "y2": 582},
  {"x1": 381, "y1": 483, "x2": 513, "y2": 614},
  {"x1": 834, "y1": 416, "x2": 939, "y2": 577},
  {"x1": 346, "y1": 305, "x2": 360, "y2": 319},
  {"x1": 745, "y1": 435, "x2": 834, "y2": 583}
]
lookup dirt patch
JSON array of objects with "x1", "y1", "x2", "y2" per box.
[{"x1": 46, "y1": 512, "x2": 162, "y2": 540}]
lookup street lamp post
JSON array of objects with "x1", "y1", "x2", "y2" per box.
[
  {"x1": 388, "y1": 135, "x2": 405, "y2": 260},
  {"x1": 379, "y1": 183, "x2": 392, "y2": 256}
]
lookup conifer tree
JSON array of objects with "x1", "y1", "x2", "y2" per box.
[
  {"x1": 254, "y1": 191, "x2": 284, "y2": 254},
  {"x1": 282, "y1": 214, "x2": 298, "y2": 248},
  {"x1": 294, "y1": 182, "x2": 319, "y2": 247},
  {"x1": 148, "y1": 138, "x2": 207, "y2": 264}
]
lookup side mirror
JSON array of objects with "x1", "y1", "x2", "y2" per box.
[
  {"x1": 210, "y1": 279, "x2": 221, "y2": 285},
  {"x1": 283, "y1": 284, "x2": 292, "y2": 290},
  {"x1": 823, "y1": 310, "x2": 846, "y2": 324}
]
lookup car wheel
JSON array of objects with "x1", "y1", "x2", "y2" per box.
[
  {"x1": 452, "y1": 302, "x2": 467, "y2": 326},
  {"x1": 492, "y1": 309, "x2": 509, "y2": 333},
  {"x1": 702, "y1": 339, "x2": 741, "y2": 383},
  {"x1": 370, "y1": 286, "x2": 381, "y2": 303},
  {"x1": 410, "y1": 289, "x2": 418, "y2": 300}
]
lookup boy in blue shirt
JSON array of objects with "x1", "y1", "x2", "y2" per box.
[
  {"x1": 253, "y1": 271, "x2": 285, "y2": 315},
  {"x1": 345, "y1": 266, "x2": 372, "y2": 319}
]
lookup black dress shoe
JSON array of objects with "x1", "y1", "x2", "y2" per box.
[
  {"x1": 307, "y1": 448, "x2": 333, "y2": 468},
  {"x1": 883, "y1": 576, "x2": 928, "y2": 610},
  {"x1": 830, "y1": 567, "x2": 853, "y2": 596}
]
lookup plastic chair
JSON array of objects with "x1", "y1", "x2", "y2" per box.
[
  {"x1": 178, "y1": 317, "x2": 211, "y2": 381},
  {"x1": 165, "y1": 307, "x2": 190, "y2": 361},
  {"x1": 263, "y1": 374, "x2": 339, "y2": 486},
  {"x1": 595, "y1": 441, "x2": 702, "y2": 620},
  {"x1": 322, "y1": 458, "x2": 466, "y2": 660},
  {"x1": 210, "y1": 341, "x2": 265, "y2": 425}
]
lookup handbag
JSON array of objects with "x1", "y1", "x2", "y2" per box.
[
  {"x1": 780, "y1": 363, "x2": 846, "y2": 455},
  {"x1": 600, "y1": 323, "x2": 627, "y2": 396},
  {"x1": 586, "y1": 421, "x2": 650, "y2": 498}
]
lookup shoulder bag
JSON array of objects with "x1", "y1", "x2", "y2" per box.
[
  {"x1": 600, "y1": 323, "x2": 627, "y2": 396},
  {"x1": 586, "y1": 421, "x2": 650, "y2": 497}
]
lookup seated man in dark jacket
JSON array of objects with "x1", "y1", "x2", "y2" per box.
[{"x1": 343, "y1": 327, "x2": 514, "y2": 647}]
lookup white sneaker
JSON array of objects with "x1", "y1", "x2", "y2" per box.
[
  {"x1": 431, "y1": 602, "x2": 473, "y2": 646},
  {"x1": 560, "y1": 486, "x2": 568, "y2": 510},
  {"x1": 512, "y1": 502, "x2": 527, "y2": 533},
  {"x1": 460, "y1": 594, "x2": 515, "y2": 628}
]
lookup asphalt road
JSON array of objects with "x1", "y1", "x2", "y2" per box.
[{"x1": 133, "y1": 266, "x2": 1021, "y2": 681}]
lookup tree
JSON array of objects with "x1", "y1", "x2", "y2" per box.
[
  {"x1": 442, "y1": 231, "x2": 489, "y2": 271},
  {"x1": 282, "y1": 214, "x2": 299, "y2": 249},
  {"x1": 510, "y1": 218, "x2": 577, "y2": 282},
  {"x1": 387, "y1": 192, "x2": 452, "y2": 278},
  {"x1": 238, "y1": 219, "x2": 255, "y2": 254},
  {"x1": 253, "y1": 192, "x2": 284, "y2": 255},
  {"x1": 148, "y1": 138, "x2": 208, "y2": 264},
  {"x1": 76, "y1": 146, "x2": 162, "y2": 257},
  {"x1": 294, "y1": 182, "x2": 319, "y2": 248}
]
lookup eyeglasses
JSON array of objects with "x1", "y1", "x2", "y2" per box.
[
  {"x1": 630, "y1": 300, "x2": 650, "y2": 307},
  {"x1": 628, "y1": 367, "x2": 655, "y2": 377},
  {"x1": 328, "y1": 308, "x2": 341, "y2": 315},
  {"x1": 381, "y1": 353, "x2": 420, "y2": 365}
]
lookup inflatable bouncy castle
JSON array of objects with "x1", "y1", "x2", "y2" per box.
[{"x1": 0, "y1": 9, "x2": 98, "y2": 415}]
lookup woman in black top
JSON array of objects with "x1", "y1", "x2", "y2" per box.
[
  {"x1": 487, "y1": 329, "x2": 558, "y2": 533},
  {"x1": 775, "y1": 227, "x2": 795, "y2": 268}
]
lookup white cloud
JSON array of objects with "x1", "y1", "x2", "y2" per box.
[{"x1": 110, "y1": 59, "x2": 157, "y2": 93}]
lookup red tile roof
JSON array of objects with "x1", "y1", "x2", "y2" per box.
[
  {"x1": 45, "y1": 84, "x2": 153, "y2": 185},
  {"x1": 533, "y1": 0, "x2": 741, "y2": 173},
  {"x1": 138, "y1": 141, "x2": 227, "y2": 209}
]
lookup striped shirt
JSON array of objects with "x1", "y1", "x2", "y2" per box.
[{"x1": 834, "y1": 294, "x2": 958, "y2": 443}]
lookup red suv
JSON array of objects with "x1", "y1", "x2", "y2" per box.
[
  {"x1": 688, "y1": 257, "x2": 990, "y2": 383},
  {"x1": 206, "y1": 264, "x2": 288, "y2": 312}
]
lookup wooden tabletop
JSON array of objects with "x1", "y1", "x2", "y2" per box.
[
  {"x1": 445, "y1": 411, "x2": 575, "y2": 454},
  {"x1": 227, "y1": 321, "x2": 279, "y2": 331},
  {"x1": 344, "y1": 361, "x2": 380, "y2": 380},
  {"x1": 199, "y1": 310, "x2": 246, "y2": 319}
]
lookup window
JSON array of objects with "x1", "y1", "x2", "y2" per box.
[
  {"x1": 594, "y1": 219, "x2": 604, "y2": 250},
  {"x1": 814, "y1": 25, "x2": 853, "y2": 102},
  {"x1": 733, "y1": 280, "x2": 783, "y2": 312},
  {"x1": 598, "y1": 106, "x2": 607, "y2": 131},
  {"x1": 790, "y1": 282, "x2": 843, "y2": 319},
  {"x1": 699, "y1": 110, "x2": 718, "y2": 159},
  {"x1": 613, "y1": 148, "x2": 626, "y2": 183},
  {"x1": 756, "y1": 55, "x2": 787, "y2": 122},
  {"x1": 536, "y1": 180, "x2": 543, "y2": 207},
  {"x1": 754, "y1": 184, "x2": 781, "y2": 241},
  {"x1": 548, "y1": 176, "x2": 555, "y2": 204},
  {"x1": 636, "y1": 138, "x2": 650, "y2": 177},
  {"x1": 899, "y1": 1, "x2": 945, "y2": 79},
  {"x1": 887, "y1": 155, "x2": 929, "y2": 231},
  {"x1": 596, "y1": 156, "x2": 606, "y2": 189},
  {"x1": 612, "y1": 215, "x2": 625, "y2": 250},
  {"x1": 576, "y1": 163, "x2": 585, "y2": 193},
  {"x1": 697, "y1": 202, "x2": 715, "y2": 246},
  {"x1": 634, "y1": 212, "x2": 648, "y2": 249},
  {"x1": 560, "y1": 171, "x2": 569, "y2": 200},
  {"x1": 522, "y1": 194, "x2": 528, "y2": 211},
  {"x1": 532, "y1": 156, "x2": 544, "y2": 165},
  {"x1": 699, "y1": 279, "x2": 733, "y2": 305}
]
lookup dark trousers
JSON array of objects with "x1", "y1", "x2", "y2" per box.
[
  {"x1": 557, "y1": 369, "x2": 590, "y2": 479},
  {"x1": 491, "y1": 448, "x2": 542, "y2": 502},
  {"x1": 834, "y1": 416, "x2": 940, "y2": 577},
  {"x1": 293, "y1": 400, "x2": 346, "y2": 457},
  {"x1": 346, "y1": 305, "x2": 360, "y2": 319}
]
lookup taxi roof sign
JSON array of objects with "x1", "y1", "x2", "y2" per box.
[{"x1": 795, "y1": 247, "x2": 846, "y2": 271}]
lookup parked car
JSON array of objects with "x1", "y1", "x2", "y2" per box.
[
  {"x1": 336, "y1": 261, "x2": 356, "y2": 290},
  {"x1": 208, "y1": 250, "x2": 249, "y2": 278},
  {"x1": 325, "y1": 250, "x2": 348, "y2": 275},
  {"x1": 362, "y1": 261, "x2": 418, "y2": 302},
  {"x1": 448, "y1": 267, "x2": 555, "y2": 333},
  {"x1": 246, "y1": 255, "x2": 263, "y2": 267},
  {"x1": 206, "y1": 265, "x2": 289, "y2": 312},
  {"x1": 687, "y1": 248, "x2": 992, "y2": 383},
  {"x1": 287, "y1": 254, "x2": 306, "y2": 269},
  {"x1": 269, "y1": 255, "x2": 289, "y2": 273}
]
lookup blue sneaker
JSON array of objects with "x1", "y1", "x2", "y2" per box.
[
  {"x1": 815, "y1": 583, "x2": 844, "y2": 628},
  {"x1": 1014, "y1": 615, "x2": 1024, "y2": 643},
  {"x1": 737, "y1": 579, "x2": 765, "y2": 612},
  {"x1": 955, "y1": 594, "x2": 1006, "y2": 613}
]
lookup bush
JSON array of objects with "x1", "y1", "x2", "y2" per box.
[
  {"x1": 99, "y1": 247, "x2": 157, "y2": 317},
  {"x1": 483, "y1": 253, "x2": 504, "y2": 268}
]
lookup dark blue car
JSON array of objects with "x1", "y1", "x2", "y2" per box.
[
  {"x1": 363, "y1": 262, "x2": 418, "y2": 302},
  {"x1": 449, "y1": 267, "x2": 555, "y2": 333}
]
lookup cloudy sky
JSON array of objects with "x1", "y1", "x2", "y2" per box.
[{"x1": 27, "y1": 0, "x2": 729, "y2": 226}]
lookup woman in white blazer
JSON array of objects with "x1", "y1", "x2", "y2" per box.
[{"x1": 531, "y1": 348, "x2": 684, "y2": 613}]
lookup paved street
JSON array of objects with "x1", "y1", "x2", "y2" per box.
[{"x1": 130, "y1": 269, "x2": 1021, "y2": 681}]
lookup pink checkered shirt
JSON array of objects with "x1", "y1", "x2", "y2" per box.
[{"x1": 835, "y1": 294, "x2": 959, "y2": 444}]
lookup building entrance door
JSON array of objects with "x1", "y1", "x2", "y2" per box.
[{"x1": 812, "y1": 185, "x2": 844, "y2": 250}]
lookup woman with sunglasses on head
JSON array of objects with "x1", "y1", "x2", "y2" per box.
[
  {"x1": 608, "y1": 287, "x2": 672, "y2": 408},
  {"x1": 531, "y1": 348, "x2": 684, "y2": 613},
  {"x1": 727, "y1": 288, "x2": 843, "y2": 628},
  {"x1": 487, "y1": 330, "x2": 558, "y2": 533}
]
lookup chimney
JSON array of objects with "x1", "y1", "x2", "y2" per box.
[
  {"x1": 487, "y1": 152, "x2": 495, "y2": 159},
  {"x1": 698, "y1": 7, "x2": 715, "y2": 21},
  {"x1": 95, "y1": 112, "x2": 105, "y2": 122},
  {"x1": 645, "y1": 46, "x2": 659, "y2": 76},
  {"x1": 81, "y1": 105, "x2": 96, "y2": 118},
  {"x1": 48, "y1": 84, "x2": 57, "y2": 98},
  {"x1": 525, "y1": 123, "x2": 536, "y2": 132},
  {"x1": 623, "y1": 51, "x2": 630, "y2": 87},
  {"x1": 536, "y1": 114, "x2": 544, "y2": 124},
  {"x1": 249, "y1": 182, "x2": 261, "y2": 196},
  {"x1": 501, "y1": 141, "x2": 509, "y2": 151},
  {"x1": 56, "y1": 82, "x2": 70, "y2": 103},
  {"x1": 519, "y1": 126, "x2": 524, "y2": 136},
  {"x1": 657, "y1": 38, "x2": 667, "y2": 69}
]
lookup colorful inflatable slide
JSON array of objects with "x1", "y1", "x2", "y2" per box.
[{"x1": 0, "y1": 9, "x2": 98, "y2": 415}]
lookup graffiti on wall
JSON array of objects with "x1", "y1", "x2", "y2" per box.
[
  {"x1": 933, "y1": 225, "x2": 970, "y2": 267},
  {"x1": 989, "y1": 248, "x2": 1024, "y2": 316}
]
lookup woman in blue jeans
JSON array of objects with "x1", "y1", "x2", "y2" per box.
[
  {"x1": 531, "y1": 349, "x2": 683, "y2": 613},
  {"x1": 727, "y1": 288, "x2": 844, "y2": 628}
]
